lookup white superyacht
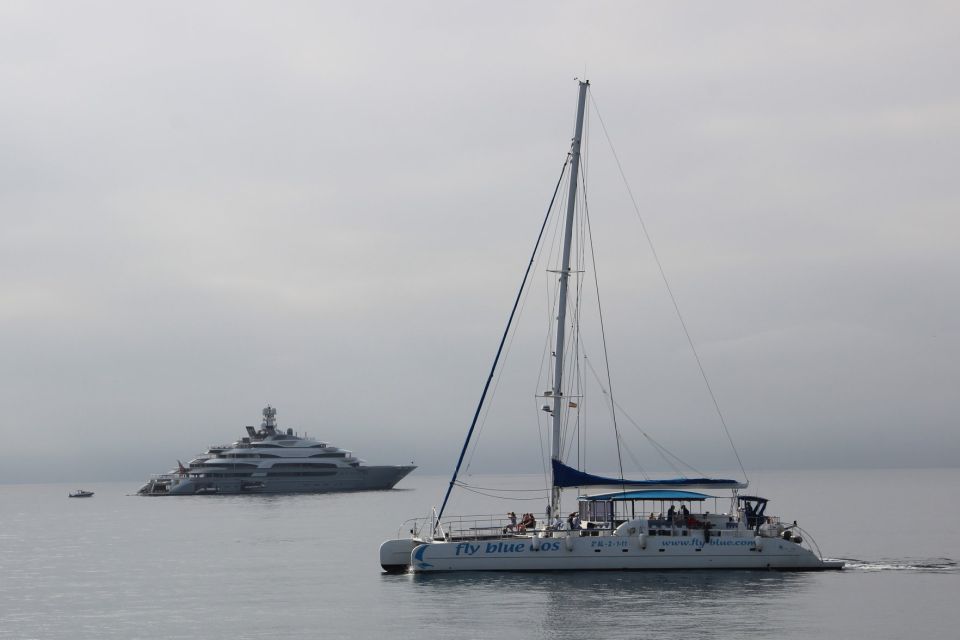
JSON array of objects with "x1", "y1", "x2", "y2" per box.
[
  {"x1": 139, "y1": 406, "x2": 414, "y2": 495},
  {"x1": 379, "y1": 80, "x2": 842, "y2": 573}
]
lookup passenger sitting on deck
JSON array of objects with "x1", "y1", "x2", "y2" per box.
[
  {"x1": 519, "y1": 513, "x2": 536, "y2": 532},
  {"x1": 502, "y1": 511, "x2": 518, "y2": 534}
]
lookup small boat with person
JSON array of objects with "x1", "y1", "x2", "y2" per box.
[{"x1": 69, "y1": 490, "x2": 94, "y2": 498}]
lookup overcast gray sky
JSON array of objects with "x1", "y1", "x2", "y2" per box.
[{"x1": 2, "y1": 1, "x2": 958, "y2": 483}]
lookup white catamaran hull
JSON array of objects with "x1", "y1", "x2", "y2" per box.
[{"x1": 392, "y1": 534, "x2": 841, "y2": 572}]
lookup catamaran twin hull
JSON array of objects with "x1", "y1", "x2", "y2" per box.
[
  {"x1": 379, "y1": 81, "x2": 842, "y2": 574},
  {"x1": 382, "y1": 534, "x2": 843, "y2": 572}
]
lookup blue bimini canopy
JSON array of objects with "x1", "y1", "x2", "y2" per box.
[
  {"x1": 580, "y1": 490, "x2": 712, "y2": 502},
  {"x1": 552, "y1": 460, "x2": 747, "y2": 490}
]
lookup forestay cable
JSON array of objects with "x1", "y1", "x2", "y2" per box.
[{"x1": 435, "y1": 156, "x2": 571, "y2": 526}]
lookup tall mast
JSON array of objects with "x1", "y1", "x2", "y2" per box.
[{"x1": 550, "y1": 79, "x2": 589, "y2": 517}]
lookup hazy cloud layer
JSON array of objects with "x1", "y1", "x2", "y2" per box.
[{"x1": 1, "y1": 1, "x2": 958, "y2": 483}]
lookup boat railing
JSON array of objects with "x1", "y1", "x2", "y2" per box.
[
  {"x1": 400, "y1": 512, "x2": 783, "y2": 542},
  {"x1": 416, "y1": 514, "x2": 618, "y2": 540},
  {"x1": 646, "y1": 516, "x2": 725, "y2": 529},
  {"x1": 395, "y1": 518, "x2": 426, "y2": 539},
  {"x1": 789, "y1": 524, "x2": 825, "y2": 559},
  {"x1": 754, "y1": 515, "x2": 786, "y2": 537},
  {"x1": 436, "y1": 513, "x2": 514, "y2": 539},
  {"x1": 412, "y1": 513, "x2": 772, "y2": 540}
]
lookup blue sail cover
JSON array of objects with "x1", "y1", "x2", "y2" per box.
[
  {"x1": 552, "y1": 459, "x2": 746, "y2": 489},
  {"x1": 582, "y1": 490, "x2": 712, "y2": 502}
]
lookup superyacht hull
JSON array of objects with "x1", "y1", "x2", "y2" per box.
[
  {"x1": 403, "y1": 535, "x2": 842, "y2": 572},
  {"x1": 148, "y1": 465, "x2": 415, "y2": 496},
  {"x1": 139, "y1": 406, "x2": 416, "y2": 496}
]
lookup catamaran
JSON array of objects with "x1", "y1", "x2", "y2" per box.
[{"x1": 380, "y1": 80, "x2": 842, "y2": 572}]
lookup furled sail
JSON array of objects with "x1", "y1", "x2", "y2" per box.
[{"x1": 551, "y1": 460, "x2": 746, "y2": 489}]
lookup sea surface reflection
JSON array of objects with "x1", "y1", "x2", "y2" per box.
[
  {"x1": 4, "y1": 471, "x2": 959, "y2": 640},
  {"x1": 392, "y1": 570, "x2": 812, "y2": 639}
]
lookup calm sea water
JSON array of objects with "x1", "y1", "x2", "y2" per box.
[{"x1": 1, "y1": 468, "x2": 957, "y2": 639}]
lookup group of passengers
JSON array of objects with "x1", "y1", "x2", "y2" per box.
[
  {"x1": 503, "y1": 512, "x2": 538, "y2": 533},
  {"x1": 503, "y1": 511, "x2": 583, "y2": 535},
  {"x1": 648, "y1": 503, "x2": 692, "y2": 524},
  {"x1": 500, "y1": 503, "x2": 725, "y2": 536}
]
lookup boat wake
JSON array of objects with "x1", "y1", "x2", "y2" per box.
[{"x1": 834, "y1": 557, "x2": 957, "y2": 572}]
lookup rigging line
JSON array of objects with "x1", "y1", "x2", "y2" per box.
[
  {"x1": 541, "y1": 173, "x2": 568, "y2": 392},
  {"x1": 582, "y1": 166, "x2": 628, "y2": 493},
  {"x1": 534, "y1": 278, "x2": 552, "y2": 395},
  {"x1": 556, "y1": 311, "x2": 580, "y2": 464},
  {"x1": 573, "y1": 338, "x2": 585, "y2": 467},
  {"x1": 560, "y1": 282, "x2": 581, "y2": 465},
  {"x1": 464, "y1": 166, "x2": 571, "y2": 476},
  {"x1": 540, "y1": 189, "x2": 573, "y2": 490},
  {"x1": 561, "y1": 369, "x2": 585, "y2": 464},
  {"x1": 533, "y1": 277, "x2": 557, "y2": 488},
  {"x1": 607, "y1": 414, "x2": 679, "y2": 478},
  {"x1": 535, "y1": 390, "x2": 549, "y2": 490},
  {"x1": 576, "y1": 172, "x2": 590, "y2": 467},
  {"x1": 464, "y1": 242, "x2": 543, "y2": 475},
  {"x1": 588, "y1": 91, "x2": 749, "y2": 484},
  {"x1": 455, "y1": 484, "x2": 549, "y2": 501},
  {"x1": 575, "y1": 125, "x2": 592, "y2": 472},
  {"x1": 531, "y1": 245, "x2": 561, "y2": 484},
  {"x1": 563, "y1": 306, "x2": 584, "y2": 463},
  {"x1": 558, "y1": 282, "x2": 575, "y2": 455},
  {"x1": 566, "y1": 191, "x2": 588, "y2": 467},
  {"x1": 454, "y1": 482, "x2": 549, "y2": 493},
  {"x1": 581, "y1": 353, "x2": 702, "y2": 477},
  {"x1": 436, "y1": 156, "x2": 571, "y2": 526},
  {"x1": 615, "y1": 433, "x2": 649, "y2": 477},
  {"x1": 615, "y1": 392, "x2": 702, "y2": 476},
  {"x1": 538, "y1": 187, "x2": 569, "y2": 487},
  {"x1": 534, "y1": 270, "x2": 555, "y2": 402},
  {"x1": 557, "y1": 194, "x2": 588, "y2": 466},
  {"x1": 621, "y1": 410, "x2": 705, "y2": 476}
]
